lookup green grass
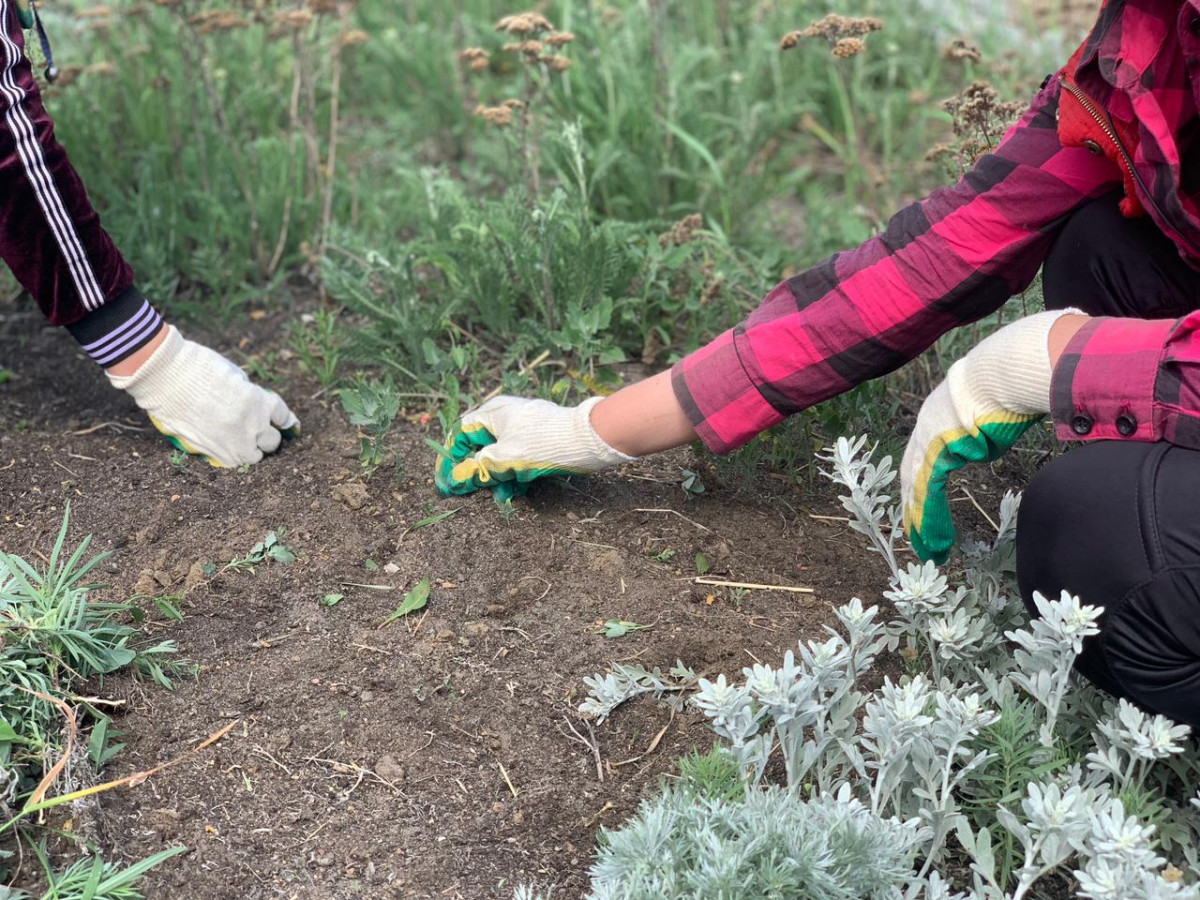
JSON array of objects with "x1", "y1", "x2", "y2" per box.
[{"x1": 33, "y1": 0, "x2": 1074, "y2": 466}]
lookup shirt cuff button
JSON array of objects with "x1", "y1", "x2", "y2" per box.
[
  {"x1": 1071, "y1": 414, "x2": 1094, "y2": 436},
  {"x1": 1116, "y1": 414, "x2": 1137, "y2": 437}
]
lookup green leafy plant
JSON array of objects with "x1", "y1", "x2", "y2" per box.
[
  {"x1": 340, "y1": 377, "x2": 402, "y2": 476},
  {"x1": 224, "y1": 530, "x2": 297, "y2": 573},
  {"x1": 598, "y1": 620, "x2": 652, "y2": 639}
]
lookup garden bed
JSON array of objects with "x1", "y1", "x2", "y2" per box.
[{"x1": 0, "y1": 301, "x2": 945, "y2": 898}]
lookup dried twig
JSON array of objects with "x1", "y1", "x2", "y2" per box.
[
  {"x1": 496, "y1": 761, "x2": 518, "y2": 798},
  {"x1": 559, "y1": 716, "x2": 604, "y2": 782},
  {"x1": 694, "y1": 577, "x2": 814, "y2": 595}
]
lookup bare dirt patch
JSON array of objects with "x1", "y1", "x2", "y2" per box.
[{"x1": 1, "y1": 300, "x2": 1002, "y2": 899}]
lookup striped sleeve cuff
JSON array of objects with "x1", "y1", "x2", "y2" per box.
[{"x1": 64, "y1": 286, "x2": 165, "y2": 367}]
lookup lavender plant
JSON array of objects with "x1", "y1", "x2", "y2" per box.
[{"x1": 547, "y1": 437, "x2": 1200, "y2": 900}]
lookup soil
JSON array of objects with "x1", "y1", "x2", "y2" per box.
[{"x1": 0, "y1": 298, "x2": 998, "y2": 899}]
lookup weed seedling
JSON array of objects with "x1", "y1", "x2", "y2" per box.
[
  {"x1": 680, "y1": 469, "x2": 706, "y2": 500},
  {"x1": 340, "y1": 376, "x2": 402, "y2": 477},
  {"x1": 224, "y1": 530, "x2": 297, "y2": 572},
  {"x1": 598, "y1": 619, "x2": 653, "y2": 639}
]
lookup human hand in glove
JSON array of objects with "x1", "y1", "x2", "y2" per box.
[
  {"x1": 435, "y1": 396, "x2": 637, "y2": 501},
  {"x1": 106, "y1": 325, "x2": 299, "y2": 467},
  {"x1": 901, "y1": 309, "x2": 1083, "y2": 564}
]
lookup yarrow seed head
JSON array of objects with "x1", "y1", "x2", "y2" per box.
[
  {"x1": 475, "y1": 104, "x2": 514, "y2": 127},
  {"x1": 458, "y1": 47, "x2": 491, "y2": 72},
  {"x1": 496, "y1": 11, "x2": 554, "y2": 36},
  {"x1": 832, "y1": 37, "x2": 865, "y2": 58},
  {"x1": 781, "y1": 14, "x2": 882, "y2": 55}
]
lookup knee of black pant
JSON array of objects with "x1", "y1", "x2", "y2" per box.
[
  {"x1": 1016, "y1": 443, "x2": 1157, "y2": 699},
  {"x1": 1017, "y1": 444, "x2": 1142, "y2": 606}
]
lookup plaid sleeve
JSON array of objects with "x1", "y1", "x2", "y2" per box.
[
  {"x1": 1051, "y1": 311, "x2": 1200, "y2": 448},
  {"x1": 672, "y1": 77, "x2": 1123, "y2": 454}
]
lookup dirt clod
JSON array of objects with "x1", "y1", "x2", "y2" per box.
[{"x1": 331, "y1": 481, "x2": 370, "y2": 510}]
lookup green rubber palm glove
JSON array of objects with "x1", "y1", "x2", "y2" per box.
[
  {"x1": 15, "y1": 0, "x2": 33, "y2": 28},
  {"x1": 901, "y1": 310, "x2": 1075, "y2": 564},
  {"x1": 435, "y1": 396, "x2": 635, "y2": 499}
]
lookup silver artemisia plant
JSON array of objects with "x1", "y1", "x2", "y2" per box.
[{"x1": 519, "y1": 437, "x2": 1200, "y2": 900}]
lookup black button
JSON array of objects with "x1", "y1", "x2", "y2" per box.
[
  {"x1": 1072, "y1": 414, "x2": 1094, "y2": 436},
  {"x1": 1082, "y1": 138, "x2": 1104, "y2": 156},
  {"x1": 1116, "y1": 414, "x2": 1137, "y2": 436}
]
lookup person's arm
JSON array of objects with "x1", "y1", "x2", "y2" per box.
[
  {"x1": 671, "y1": 76, "x2": 1120, "y2": 455},
  {"x1": 0, "y1": 3, "x2": 296, "y2": 466},
  {"x1": 436, "y1": 78, "x2": 1121, "y2": 499}
]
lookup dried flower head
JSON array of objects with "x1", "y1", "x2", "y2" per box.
[
  {"x1": 269, "y1": 8, "x2": 314, "y2": 34},
  {"x1": 832, "y1": 37, "x2": 865, "y2": 58},
  {"x1": 943, "y1": 39, "x2": 981, "y2": 62},
  {"x1": 659, "y1": 213, "x2": 704, "y2": 249},
  {"x1": 338, "y1": 29, "x2": 368, "y2": 47},
  {"x1": 544, "y1": 30, "x2": 575, "y2": 46},
  {"x1": 458, "y1": 47, "x2": 492, "y2": 73},
  {"x1": 496, "y1": 12, "x2": 553, "y2": 35},
  {"x1": 83, "y1": 61, "x2": 116, "y2": 77},
  {"x1": 542, "y1": 54, "x2": 572, "y2": 72},
  {"x1": 475, "y1": 104, "x2": 514, "y2": 127},
  {"x1": 307, "y1": 0, "x2": 339, "y2": 14},
  {"x1": 189, "y1": 9, "x2": 249, "y2": 33},
  {"x1": 77, "y1": 6, "x2": 112, "y2": 19},
  {"x1": 781, "y1": 14, "x2": 882, "y2": 54},
  {"x1": 502, "y1": 98, "x2": 525, "y2": 109}
]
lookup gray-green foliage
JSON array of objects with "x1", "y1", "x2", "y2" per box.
[
  {"x1": 0, "y1": 509, "x2": 182, "y2": 791},
  {"x1": 542, "y1": 438, "x2": 1200, "y2": 900},
  {"x1": 586, "y1": 784, "x2": 927, "y2": 900}
]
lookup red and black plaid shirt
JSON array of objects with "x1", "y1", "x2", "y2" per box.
[{"x1": 674, "y1": 0, "x2": 1200, "y2": 454}]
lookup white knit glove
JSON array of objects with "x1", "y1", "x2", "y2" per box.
[
  {"x1": 901, "y1": 310, "x2": 1076, "y2": 564},
  {"x1": 107, "y1": 326, "x2": 299, "y2": 467},
  {"x1": 435, "y1": 396, "x2": 635, "y2": 499}
]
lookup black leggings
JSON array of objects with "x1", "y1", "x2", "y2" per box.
[{"x1": 1016, "y1": 193, "x2": 1200, "y2": 726}]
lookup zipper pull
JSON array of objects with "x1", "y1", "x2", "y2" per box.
[
  {"x1": 29, "y1": 1, "x2": 57, "y2": 82},
  {"x1": 15, "y1": 0, "x2": 33, "y2": 29}
]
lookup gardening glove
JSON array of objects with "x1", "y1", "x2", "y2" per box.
[
  {"x1": 901, "y1": 309, "x2": 1077, "y2": 564},
  {"x1": 435, "y1": 395, "x2": 636, "y2": 500},
  {"x1": 15, "y1": 0, "x2": 32, "y2": 28},
  {"x1": 106, "y1": 325, "x2": 299, "y2": 468}
]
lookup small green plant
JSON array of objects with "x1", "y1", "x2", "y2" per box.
[
  {"x1": 679, "y1": 469, "x2": 705, "y2": 500},
  {"x1": 224, "y1": 530, "x2": 297, "y2": 573},
  {"x1": 380, "y1": 579, "x2": 431, "y2": 627},
  {"x1": 320, "y1": 593, "x2": 344, "y2": 608},
  {"x1": 0, "y1": 509, "x2": 188, "y2": 890},
  {"x1": 598, "y1": 619, "x2": 652, "y2": 639},
  {"x1": 290, "y1": 309, "x2": 343, "y2": 391},
  {"x1": 168, "y1": 449, "x2": 189, "y2": 468},
  {"x1": 25, "y1": 843, "x2": 188, "y2": 900},
  {"x1": 646, "y1": 548, "x2": 676, "y2": 563},
  {"x1": 340, "y1": 376, "x2": 402, "y2": 476}
]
